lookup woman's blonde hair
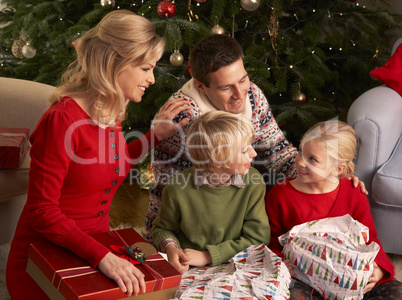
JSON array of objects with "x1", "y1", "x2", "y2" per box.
[
  {"x1": 50, "y1": 10, "x2": 165, "y2": 126},
  {"x1": 301, "y1": 120, "x2": 357, "y2": 178},
  {"x1": 187, "y1": 111, "x2": 255, "y2": 173}
]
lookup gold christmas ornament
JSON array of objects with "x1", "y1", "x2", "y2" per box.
[
  {"x1": 240, "y1": 0, "x2": 260, "y2": 12},
  {"x1": 211, "y1": 24, "x2": 225, "y2": 35},
  {"x1": 292, "y1": 92, "x2": 307, "y2": 103},
  {"x1": 169, "y1": 50, "x2": 184, "y2": 66},
  {"x1": 11, "y1": 39, "x2": 25, "y2": 59},
  {"x1": 22, "y1": 43, "x2": 37, "y2": 58}
]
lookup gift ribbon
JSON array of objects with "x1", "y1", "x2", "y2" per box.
[
  {"x1": 311, "y1": 286, "x2": 326, "y2": 300},
  {"x1": 53, "y1": 266, "x2": 98, "y2": 290},
  {"x1": 49, "y1": 230, "x2": 131, "y2": 291},
  {"x1": 109, "y1": 244, "x2": 141, "y2": 265},
  {"x1": 142, "y1": 254, "x2": 166, "y2": 292},
  {"x1": 50, "y1": 231, "x2": 166, "y2": 292},
  {"x1": 0, "y1": 133, "x2": 28, "y2": 138},
  {"x1": 110, "y1": 230, "x2": 166, "y2": 292},
  {"x1": 0, "y1": 133, "x2": 28, "y2": 146}
]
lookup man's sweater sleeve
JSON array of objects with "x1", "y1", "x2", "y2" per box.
[
  {"x1": 250, "y1": 83, "x2": 297, "y2": 178},
  {"x1": 145, "y1": 94, "x2": 197, "y2": 238}
]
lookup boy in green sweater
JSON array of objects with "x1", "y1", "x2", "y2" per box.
[{"x1": 152, "y1": 111, "x2": 270, "y2": 273}]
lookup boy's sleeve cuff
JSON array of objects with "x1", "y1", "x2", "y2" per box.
[
  {"x1": 160, "y1": 238, "x2": 182, "y2": 252},
  {"x1": 205, "y1": 245, "x2": 222, "y2": 266}
]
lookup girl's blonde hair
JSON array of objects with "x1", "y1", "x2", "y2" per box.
[
  {"x1": 301, "y1": 120, "x2": 357, "y2": 178},
  {"x1": 187, "y1": 111, "x2": 255, "y2": 173},
  {"x1": 50, "y1": 10, "x2": 165, "y2": 126}
]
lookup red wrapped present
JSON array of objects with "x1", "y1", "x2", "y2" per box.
[
  {"x1": 27, "y1": 228, "x2": 181, "y2": 300},
  {"x1": 0, "y1": 128, "x2": 29, "y2": 168}
]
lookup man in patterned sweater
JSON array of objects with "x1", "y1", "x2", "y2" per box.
[{"x1": 142, "y1": 34, "x2": 298, "y2": 243}]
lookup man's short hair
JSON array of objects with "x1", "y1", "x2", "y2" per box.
[
  {"x1": 190, "y1": 34, "x2": 244, "y2": 87},
  {"x1": 187, "y1": 111, "x2": 254, "y2": 173}
]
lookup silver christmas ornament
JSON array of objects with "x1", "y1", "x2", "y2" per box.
[
  {"x1": 100, "y1": 0, "x2": 115, "y2": 7},
  {"x1": 240, "y1": 0, "x2": 260, "y2": 12},
  {"x1": 211, "y1": 24, "x2": 225, "y2": 35},
  {"x1": 22, "y1": 43, "x2": 37, "y2": 58},
  {"x1": 169, "y1": 50, "x2": 184, "y2": 66}
]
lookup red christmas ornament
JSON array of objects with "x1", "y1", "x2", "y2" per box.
[{"x1": 157, "y1": 0, "x2": 176, "y2": 19}]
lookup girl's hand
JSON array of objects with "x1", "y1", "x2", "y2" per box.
[
  {"x1": 283, "y1": 259, "x2": 295, "y2": 276},
  {"x1": 98, "y1": 252, "x2": 146, "y2": 297},
  {"x1": 364, "y1": 262, "x2": 384, "y2": 294},
  {"x1": 153, "y1": 98, "x2": 191, "y2": 141},
  {"x1": 166, "y1": 244, "x2": 190, "y2": 274},
  {"x1": 182, "y1": 248, "x2": 212, "y2": 267},
  {"x1": 347, "y1": 174, "x2": 368, "y2": 195}
]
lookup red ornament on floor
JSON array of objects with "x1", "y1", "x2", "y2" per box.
[{"x1": 157, "y1": 0, "x2": 176, "y2": 19}]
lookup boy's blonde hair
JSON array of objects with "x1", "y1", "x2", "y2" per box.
[
  {"x1": 187, "y1": 111, "x2": 255, "y2": 173},
  {"x1": 301, "y1": 120, "x2": 356, "y2": 178},
  {"x1": 50, "y1": 10, "x2": 165, "y2": 126}
]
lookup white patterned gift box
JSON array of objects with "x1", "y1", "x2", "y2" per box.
[
  {"x1": 279, "y1": 214, "x2": 380, "y2": 300},
  {"x1": 174, "y1": 244, "x2": 291, "y2": 300}
]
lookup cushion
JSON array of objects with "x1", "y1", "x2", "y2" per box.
[
  {"x1": 370, "y1": 43, "x2": 402, "y2": 96},
  {"x1": 371, "y1": 134, "x2": 402, "y2": 208}
]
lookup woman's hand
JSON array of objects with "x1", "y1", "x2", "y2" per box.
[
  {"x1": 182, "y1": 248, "x2": 211, "y2": 267},
  {"x1": 347, "y1": 174, "x2": 368, "y2": 195},
  {"x1": 364, "y1": 262, "x2": 384, "y2": 294},
  {"x1": 98, "y1": 252, "x2": 146, "y2": 297},
  {"x1": 153, "y1": 98, "x2": 191, "y2": 141},
  {"x1": 166, "y1": 244, "x2": 190, "y2": 274}
]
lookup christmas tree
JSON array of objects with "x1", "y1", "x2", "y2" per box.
[{"x1": 0, "y1": 0, "x2": 401, "y2": 145}]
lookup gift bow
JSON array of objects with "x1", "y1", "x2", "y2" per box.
[{"x1": 110, "y1": 245, "x2": 147, "y2": 264}]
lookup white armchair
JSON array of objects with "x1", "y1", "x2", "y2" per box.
[
  {"x1": 0, "y1": 77, "x2": 54, "y2": 245},
  {"x1": 347, "y1": 41, "x2": 402, "y2": 255}
]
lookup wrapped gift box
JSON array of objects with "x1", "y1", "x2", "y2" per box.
[
  {"x1": 0, "y1": 128, "x2": 29, "y2": 168},
  {"x1": 27, "y1": 228, "x2": 181, "y2": 300}
]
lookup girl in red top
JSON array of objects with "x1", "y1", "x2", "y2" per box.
[
  {"x1": 265, "y1": 120, "x2": 402, "y2": 299},
  {"x1": 6, "y1": 10, "x2": 190, "y2": 299}
]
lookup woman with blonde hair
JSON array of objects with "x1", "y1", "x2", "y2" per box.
[{"x1": 7, "y1": 10, "x2": 190, "y2": 299}]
